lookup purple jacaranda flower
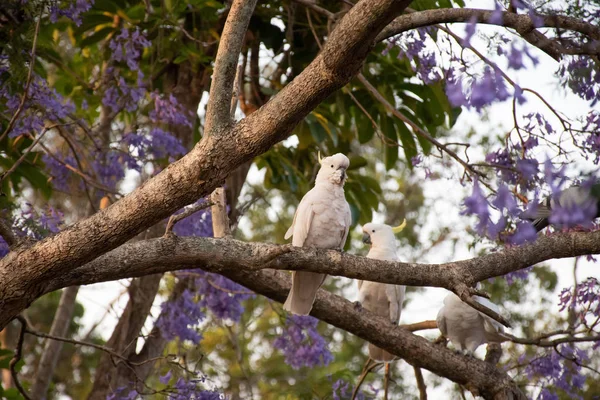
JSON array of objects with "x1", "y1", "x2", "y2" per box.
[
  {"x1": 446, "y1": 74, "x2": 468, "y2": 108},
  {"x1": 0, "y1": 237, "x2": 9, "y2": 258},
  {"x1": 273, "y1": 315, "x2": 333, "y2": 370},
  {"x1": 462, "y1": 15, "x2": 478, "y2": 47},
  {"x1": 149, "y1": 128, "x2": 187, "y2": 159},
  {"x1": 106, "y1": 387, "x2": 137, "y2": 400},
  {"x1": 514, "y1": 85, "x2": 527, "y2": 105},
  {"x1": 492, "y1": 185, "x2": 518, "y2": 216},
  {"x1": 516, "y1": 158, "x2": 539, "y2": 181},
  {"x1": 159, "y1": 370, "x2": 172, "y2": 385},
  {"x1": 171, "y1": 378, "x2": 224, "y2": 400},
  {"x1": 195, "y1": 272, "x2": 254, "y2": 322},
  {"x1": 489, "y1": 4, "x2": 503, "y2": 25},
  {"x1": 156, "y1": 288, "x2": 206, "y2": 344},
  {"x1": 109, "y1": 27, "x2": 151, "y2": 71},
  {"x1": 461, "y1": 180, "x2": 490, "y2": 236},
  {"x1": 411, "y1": 155, "x2": 423, "y2": 167},
  {"x1": 506, "y1": 221, "x2": 537, "y2": 245},
  {"x1": 503, "y1": 267, "x2": 531, "y2": 285},
  {"x1": 49, "y1": 0, "x2": 94, "y2": 26},
  {"x1": 149, "y1": 92, "x2": 194, "y2": 127}
]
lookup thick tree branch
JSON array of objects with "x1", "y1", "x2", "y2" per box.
[
  {"x1": 0, "y1": 0, "x2": 414, "y2": 329},
  {"x1": 204, "y1": 0, "x2": 258, "y2": 134},
  {"x1": 44, "y1": 230, "x2": 600, "y2": 300},
  {"x1": 215, "y1": 268, "x2": 526, "y2": 399}
]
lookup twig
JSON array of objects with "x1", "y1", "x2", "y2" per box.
[
  {"x1": 413, "y1": 365, "x2": 427, "y2": 400},
  {"x1": 292, "y1": 0, "x2": 335, "y2": 20},
  {"x1": 0, "y1": 124, "x2": 55, "y2": 183},
  {"x1": 351, "y1": 358, "x2": 381, "y2": 400},
  {"x1": 10, "y1": 316, "x2": 32, "y2": 400},
  {"x1": 0, "y1": 10, "x2": 42, "y2": 143},
  {"x1": 164, "y1": 201, "x2": 214, "y2": 235},
  {"x1": 384, "y1": 362, "x2": 391, "y2": 400},
  {"x1": 401, "y1": 320, "x2": 438, "y2": 332},
  {"x1": 458, "y1": 290, "x2": 512, "y2": 328}
]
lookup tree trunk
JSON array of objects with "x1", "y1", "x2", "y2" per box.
[
  {"x1": 30, "y1": 285, "x2": 80, "y2": 399},
  {"x1": 87, "y1": 273, "x2": 162, "y2": 399}
]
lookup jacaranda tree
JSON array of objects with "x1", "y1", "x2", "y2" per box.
[{"x1": 0, "y1": 0, "x2": 599, "y2": 399}]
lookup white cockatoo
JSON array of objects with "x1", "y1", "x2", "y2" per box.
[
  {"x1": 358, "y1": 221, "x2": 407, "y2": 362},
  {"x1": 436, "y1": 292, "x2": 509, "y2": 355},
  {"x1": 283, "y1": 153, "x2": 352, "y2": 315}
]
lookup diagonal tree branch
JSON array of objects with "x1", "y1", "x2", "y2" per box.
[
  {"x1": 214, "y1": 268, "x2": 527, "y2": 399},
  {"x1": 0, "y1": 0, "x2": 415, "y2": 329}
]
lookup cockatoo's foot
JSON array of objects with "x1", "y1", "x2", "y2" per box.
[{"x1": 353, "y1": 301, "x2": 363, "y2": 311}]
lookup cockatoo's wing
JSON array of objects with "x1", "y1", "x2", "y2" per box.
[
  {"x1": 339, "y1": 201, "x2": 352, "y2": 249},
  {"x1": 436, "y1": 306, "x2": 448, "y2": 336},
  {"x1": 284, "y1": 192, "x2": 315, "y2": 245},
  {"x1": 387, "y1": 285, "x2": 405, "y2": 325}
]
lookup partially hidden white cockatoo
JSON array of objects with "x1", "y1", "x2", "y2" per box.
[
  {"x1": 436, "y1": 292, "x2": 509, "y2": 355},
  {"x1": 283, "y1": 153, "x2": 352, "y2": 315},
  {"x1": 358, "y1": 221, "x2": 407, "y2": 362}
]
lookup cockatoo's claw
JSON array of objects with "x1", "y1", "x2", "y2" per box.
[{"x1": 353, "y1": 301, "x2": 363, "y2": 311}]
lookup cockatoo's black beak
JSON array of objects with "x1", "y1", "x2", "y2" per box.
[{"x1": 362, "y1": 233, "x2": 371, "y2": 244}]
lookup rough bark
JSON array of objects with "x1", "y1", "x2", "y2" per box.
[
  {"x1": 30, "y1": 285, "x2": 80, "y2": 399},
  {"x1": 42, "y1": 230, "x2": 600, "y2": 295},
  {"x1": 0, "y1": 0, "x2": 415, "y2": 329}
]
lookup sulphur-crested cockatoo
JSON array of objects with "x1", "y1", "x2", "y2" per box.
[
  {"x1": 436, "y1": 293, "x2": 509, "y2": 355},
  {"x1": 358, "y1": 221, "x2": 407, "y2": 362},
  {"x1": 283, "y1": 153, "x2": 352, "y2": 315}
]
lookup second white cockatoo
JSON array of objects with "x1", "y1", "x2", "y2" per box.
[
  {"x1": 436, "y1": 293, "x2": 509, "y2": 355},
  {"x1": 358, "y1": 221, "x2": 407, "y2": 362},
  {"x1": 283, "y1": 153, "x2": 352, "y2": 315}
]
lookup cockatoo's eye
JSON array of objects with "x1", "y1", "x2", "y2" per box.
[
  {"x1": 330, "y1": 164, "x2": 334, "y2": 168},
  {"x1": 372, "y1": 229, "x2": 375, "y2": 233}
]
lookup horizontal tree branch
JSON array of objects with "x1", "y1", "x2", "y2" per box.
[
  {"x1": 0, "y1": 0, "x2": 414, "y2": 329},
  {"x1": 376, "y1": 8, "x2": 600, "y2": 52},
  {"x1": 44, "y1": 230, "x2": 600, "y2": 296}
]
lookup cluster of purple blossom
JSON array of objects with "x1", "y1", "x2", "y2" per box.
[
  {"x1": 107, "y1": 376, "x2": 224, "y2": 400},
  {"x1": 384, "y1": 28, "x2": 442, "y2": 84},
  {"x1": 558, "y1": 277, "x2": 599, "y2": 336},
  {"x1": 0, "y1": 75, "x2": 75, "y2": 138},
  {"x1": 49, "y1": 0, "x2": 94, "y2": 26},
  {"x1": 102, "y1": 27, "x2": 150, "y2": 113},
  {"x1": 273, "y1": 315, "x2": 333, "y2": 370},
  {"x1": 155, "y1": 287, "x2": 206, "y2": 344},
  {"x1": 523, "y1": 344, "x2": 588, "y2": 400}
]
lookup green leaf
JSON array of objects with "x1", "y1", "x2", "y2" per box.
[
  {"x1": 79, "y1": 27, "x2": 115, "y2": 48},
  {"x1": 306, "y1": 114, "x2": 327, "y2": 143},
  {"x1": 4, "y1": 387, "x2": 25, "y2": 400},
  {"x1": 381, "y1": 116, "x2": 399, "y2": 170},
  {"x1": 397, "y1": 121, "x2": 418, "y2": 167}
]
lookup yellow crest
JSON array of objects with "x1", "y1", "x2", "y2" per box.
[{"x1": 392, "y1": 219, "x2": 407, "y2": 234}]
